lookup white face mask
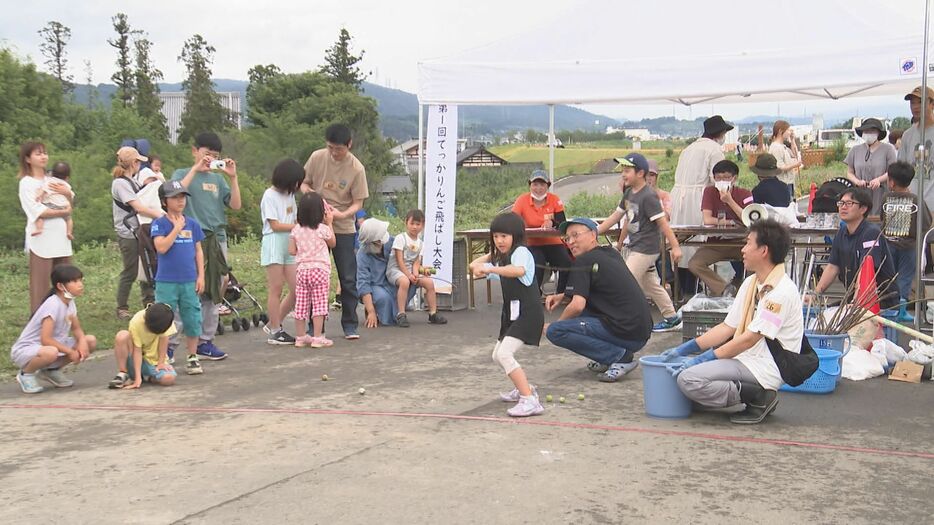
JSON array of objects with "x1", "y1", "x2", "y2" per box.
[
  {"x1": 715, "y1": 180, "x2": 732, "y2": 192},
  {"x1": 863, "y1": 132, "x2": 878, "y2": 145},
  {"x1": 531, "y1": 190, "x2": 548, "y2": 201},
  {"x1": 62, "y1": 289, "x2": 76, "y2": 300}
]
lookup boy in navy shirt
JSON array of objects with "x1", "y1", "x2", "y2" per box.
[{"x1": 151, "y1": 181, "x2": 205, "y2": 375}]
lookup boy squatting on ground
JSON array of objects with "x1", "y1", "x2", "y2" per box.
[
  {"x1": 151, "y1": 180, "x2": 206, "y2": 376},
  {"x1": 109, "y1": 303, "x2": 178, "y2": 388},
  {"x1": 385, "y1": 209, "x2": 448, "y2": 327}
]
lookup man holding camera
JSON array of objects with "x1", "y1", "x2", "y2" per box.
[{"x1": 170, "y1": 131, "x2": 241, "y2": 361}]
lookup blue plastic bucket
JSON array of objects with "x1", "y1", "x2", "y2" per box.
[
  {"x1": 880, "y1": 310, "x2": 899, "y2": 343},
  {"x1": 780, "y1": 332, "x2": 849, "y2": 394},
  {"x1": 639, "y1": 355, "x2": 693, "y2": 419}
]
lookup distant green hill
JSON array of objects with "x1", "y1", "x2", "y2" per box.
[{"x1": 73, "y1": 79, "x2": 620, "y2": 141}]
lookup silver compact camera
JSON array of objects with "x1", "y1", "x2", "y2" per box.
[{"x1": 209, "y1": 159, "x2": 226, "y2": 170}]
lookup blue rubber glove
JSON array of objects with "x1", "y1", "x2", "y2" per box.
[
  {"x1": 659, "y1": 340, "x2": 701, "y2": 362},
  {"x1": 669, "y1": 349, "x2": 717, "y2": 377}
]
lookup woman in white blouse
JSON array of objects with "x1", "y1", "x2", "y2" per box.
[
  {"x1": 18, "y1": 142, "x2": 74, "y2": 313},
  {"x1": 768, "y1": 120, "x2": 803, "y2": 200}
]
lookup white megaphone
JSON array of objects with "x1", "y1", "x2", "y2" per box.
[
  {"x1": 741, "y1": 203, "x2": 768, "y2": 227},
  {"x1": 741, "y1": 203, "x2": 798, "y2": 227}
]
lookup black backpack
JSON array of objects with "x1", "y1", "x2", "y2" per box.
[{"x1": 811, "y1": 177, "x2": 853, "y2": 213}]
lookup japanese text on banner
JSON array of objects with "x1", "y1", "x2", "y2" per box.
[{"x1": 424, "y1": 104, "x2": 458, "y2": 293}]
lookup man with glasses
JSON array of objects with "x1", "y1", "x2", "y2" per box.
[
  {"x1": 544, "y1": 218, "x2": 653, "y2": 382},
  {"x1": 302, "y1": 124, "x2": 369, "y2": 339},
  {"x1": 809, "y1": 187, "x2": 896, "y2": 308}
]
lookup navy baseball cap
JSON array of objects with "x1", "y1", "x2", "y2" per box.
[
  {"x1": 159, "y1": 180, "x2": 190, "y2": 199},
  {"x1": 615, "y1": 153, "x2": 649, "y2": 174},
  {"x1": 558, "y1": 217, "x2": 598, "y2": 235}
]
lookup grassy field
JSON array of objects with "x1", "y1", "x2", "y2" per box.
[
  {"x1": 491, "y1": 144, "x2": 848, "y2": 198},
  {"x1": 0, "y1": 237, "x2": 337, "y2": 377}
]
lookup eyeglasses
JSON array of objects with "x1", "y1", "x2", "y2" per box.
[
  {"x1": 562, "y1": 230, "x2": 594, "y2": 243},
  {"x1": 836, "y1": 200, "x2": 859, "y2": 209}
]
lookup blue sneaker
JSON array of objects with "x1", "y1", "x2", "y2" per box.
[
  {"x1": 652, "y1": 315, "x2": 682, "y2": 333},
  {"x1": 167, "y1": 346, "x2": 176, "y2": 365},
  {"x1": 344, "y1": 328, "x2": 360, "y2": 340},
  {"x1": 196, "y1": 341, "x2": 228, "y2": 360},
  {"x1": 16, "y1": 371, "x2": 44, "y2": 394}
]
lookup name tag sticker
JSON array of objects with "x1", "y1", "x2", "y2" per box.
[
  {"x1": 760, "y1": 310, "x2": 783, "y2": 328},
  {"x1": 743, "y1": 196, "x2": 754, "y2": 204},
  {"x1": 862, "y1": 240, "x2": 878, "y2": 249},
  {"x1": 510, "y1": 300, "x2": 520, "y2": 321},
  {"x1": 763, "y1": 300, "x2": 782, "y2": 314},
  {"x1": 202, "y1": 183, "x2": 217, "y2": 193},
  {"x1": 179, "y1": 230, "x2": 192, "y2": 239}
]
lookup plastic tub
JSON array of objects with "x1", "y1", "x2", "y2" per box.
[
  {"x1": 779, "y1": 332, "x2": 850, "y2": 394},
  {"x1": 639, "y1": 355, "x2": 693, "y2": 419}
]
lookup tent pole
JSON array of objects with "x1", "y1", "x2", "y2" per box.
[
  {"x1": 916, "y1": 0, "x2": 931, "y2": 328},
  {"x1": 418, "y1": 104, "x2": 424, "y2": 211},
  {"x1": 548, "y1": 104, "x2": 555, "y2": 184}
]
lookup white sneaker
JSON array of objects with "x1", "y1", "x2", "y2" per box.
[
  {"x1": 16, "y1": 372, "x2": 44, "y2": 394},
  {"x1": 39, "y1": 368, "x2": 74, "y2": 388},
  {"x1": 499, "y1": 385, "x2": 537, "y2": 403},
  {"x1": 507, "y1": 395, "x2": 544, "y2": 417}
]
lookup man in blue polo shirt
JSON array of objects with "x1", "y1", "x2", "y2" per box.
[{"x1": 810, "y1": 187, "x2": 896, "y2": 308}]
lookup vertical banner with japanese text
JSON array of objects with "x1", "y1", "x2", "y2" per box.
[{"x1": 424, "y1": 104, "x2": 458, "y2": 293}]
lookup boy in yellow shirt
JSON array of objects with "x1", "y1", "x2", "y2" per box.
[{"x1": 109, "y1": 303, "x2": 177, "y2": 388}]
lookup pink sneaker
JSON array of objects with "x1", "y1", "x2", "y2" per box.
[
  {"x1": 310, "y1": 336, "x2": 334, "y2": 348},
  {"x1": 294, "y1": 335, "x2": 314, "y2": 348}
]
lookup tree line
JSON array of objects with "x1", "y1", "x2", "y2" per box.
[{"x1": 1, "y1": 17, "x2": 401, "y2": 249}]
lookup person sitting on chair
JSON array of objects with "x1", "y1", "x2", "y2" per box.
[
  {"x1": 807, "y1": 187, "x2": 897, "y2": 309},
  {"x1": 688, "y1": 160, "x2": 753, "y2": 297}
]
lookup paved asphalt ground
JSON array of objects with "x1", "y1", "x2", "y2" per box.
[{"x1": 1, "y1": 285, "x2": 932, "y2": 524}]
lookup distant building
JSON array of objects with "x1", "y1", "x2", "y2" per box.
[
  {"x1": 606, "y1": 127, "x2": 655, "y2": 141},
  {"x1": 159, "y1": 91, "x2": 243, "y2": 145},
  {"x1": 390, "y1": 138, "x2": 468, "y2": 175},
  {"x1": 457, "y1": 145, "x2": 508, "y2": 168},
  {"x1": 378, "y1": 175, "x2": 414, "y2": 198}
]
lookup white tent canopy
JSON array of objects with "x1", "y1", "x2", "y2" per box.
[{"x1": 418, "y1": 0, "x2": 930, "y2": 106}]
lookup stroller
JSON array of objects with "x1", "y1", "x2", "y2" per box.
[{"x1": 217, "y1": 271, "x2": 268, "y2": 334}]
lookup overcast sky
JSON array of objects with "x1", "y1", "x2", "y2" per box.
[{"x1": 0, "y1": 0, "x2": 911, "y2": 121}]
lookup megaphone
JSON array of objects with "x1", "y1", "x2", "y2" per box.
[{"x1": 741, "y1": 203, "x2": 768, "y2": 227}]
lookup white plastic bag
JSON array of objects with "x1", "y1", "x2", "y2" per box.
[
  {"x1": 841, "y1": 347, "x2": 886, "y2": 380},
  {"x1": 678, "y1": 293, "x2": 733, "y2": 315},
  {"x1": 870, "y1": 339, "x2": 907, "y2": 367},
  {"x1": 907, "y1": 340, "x2": 934, "y2": 366}
]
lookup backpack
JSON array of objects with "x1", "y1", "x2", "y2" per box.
[{"x1": 811, "y1": 177, "x2": 853, "y2": 213}]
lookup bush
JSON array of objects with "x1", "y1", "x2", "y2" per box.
[{"x1": 665, "y1": 148, "x2": 674, "y2": 159}]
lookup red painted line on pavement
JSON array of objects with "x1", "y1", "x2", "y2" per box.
[{"x1": 3, "y1": 402, "x2": 933, "y2": 460}]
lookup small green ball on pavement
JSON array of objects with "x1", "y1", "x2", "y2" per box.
[
  {"x1": 358, "y1": 387, "x2": 366, "y2": 395},
  {"x1": 559, "y1": 396, "x2": 566, "y2": 404},
  {"x1": 545, "y1": 394, "x2": 553, "y2": 402},
  {"x1": 578, "y1": 393, "x2": 585, "y2": 400},
  {"x1": 321, "y1": 374, "x2": 329, "y2": 381}
]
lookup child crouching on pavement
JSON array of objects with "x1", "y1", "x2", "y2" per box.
[{"x1": 110, "y1": 303, "x2": 177, "y2": 388}]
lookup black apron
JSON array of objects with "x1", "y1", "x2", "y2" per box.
[{"x1": 498, "y1": 271, "x2": 544, "y2": 346}]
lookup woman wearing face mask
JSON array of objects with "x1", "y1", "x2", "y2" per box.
[
  {"x1": 511, "y1": 170, "x2": 572, "y2": 295},
  {"x1": 845, "y1": 118, "x2": 897, "y2": 216},
  {"x1": 768, "y1": 120, "x2": 803, "y2": 201}
]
